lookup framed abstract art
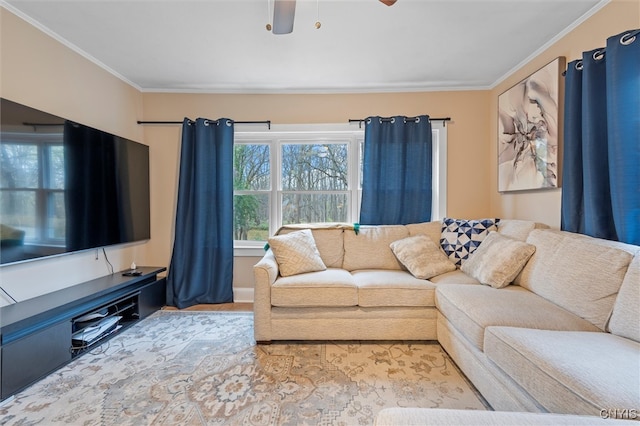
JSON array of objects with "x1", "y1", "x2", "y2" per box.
[{"x1": 498, "y1": 57, "x2": 565, "y2": 192}]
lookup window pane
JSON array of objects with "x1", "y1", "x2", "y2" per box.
[
  {"x1": 234, "y1": 144, "x2": 270, "y2": 190},
  {"x1": 0, "y1": 190, "x2": 36, "y2": 239},
  {"x1": 47, "y1": 145, "x2": 65, "y2": 190},
  {"x1": 0, "y1": 144, "x2": 38, "y2": 188},
  {"x1": 282, "y1": 193, "x2": 348, "y2": 224},
  {"x1": 281, "y1": 144, "x2": 348, "y2": 191},
  {"x1": 47, "y1": 191, "x2": 66, "y2": 240},
  {"x1": 233, "y1": 194, "x2": 269, "y2": 241}
]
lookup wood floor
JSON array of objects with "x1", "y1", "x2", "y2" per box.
[{"x1": 163, "y1": 303, "x2": 252, "y2": 312}]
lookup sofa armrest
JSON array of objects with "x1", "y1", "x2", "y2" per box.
[
  {"x1": 254, "y1": 249, "x2": 279, "y2": 285},
  {"x1": 253, "y1": 249, "x2": 279, "y2": 342}
]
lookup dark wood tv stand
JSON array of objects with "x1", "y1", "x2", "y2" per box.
[{"x1": 0, "y1": 266, "x2": 166, "y2": 401}]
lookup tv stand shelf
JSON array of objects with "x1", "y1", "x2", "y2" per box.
[
  {"x1": 0, "y1": 266, "x2": 166, "y2": 401},
  {"x1": 70, "y1": 292, "x2": 139, "y2": 356}
]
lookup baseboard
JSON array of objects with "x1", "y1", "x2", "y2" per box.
[{"x1": 233, "y1": 287, "x2": 254, "y2": 303}]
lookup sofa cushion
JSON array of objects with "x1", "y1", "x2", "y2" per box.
[
  {"x1": 343, "y1": 225, "x2": 409, "y2": 271},
  {"x1": 440, "y1": 217, "x2": 499, "y2": 267},
  {"x1": 435, "y1": 284, "x2": 600, "y2": 351},
  {"x1": 608, "y1": 254, "x2": 640, "y2": 342},
  {"x1": 277, "y1": 227, "x2": 345, "y2": 268},
  {"x1": 428, "y1": 270, "x2": 480, "y2": 285},
  {"x1": 485, "y1": 327, "x2": 640, "y2": 417},
  {"x1": 496, "y1": 219, "x2": 547, "y2": 241},
  {"x1": 516, "y1": 229, "x2": 634, "y2": 330},
  {"x1": 268, "y1": 229, "x2": 326, "y2": 277},
  {"x1": 461, "y1": 232, "x2": 535, "y2": 288},
  {"x1": 271, "y1": 268, "x2": 357, "y2": 307},
  {"x1": 390, "y1": 234, "x2": 456, "y2": 279},
  {"x1": 405, "y1": 221, "x2": 442, "y2": 245},
  {"x1": 353, "y1": 270, "x2": 437, "y2": 307}
]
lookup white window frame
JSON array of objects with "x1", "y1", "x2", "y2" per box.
[
  {"x1": 233, "y1": 122, "x2": 447, "y2": 256},
  {"x1": 431, "y1": 120, "x2": 448, "y2": 221}
]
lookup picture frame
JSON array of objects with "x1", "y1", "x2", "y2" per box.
[{"x1": 498, "y1": 57, "x2": 565, "y2": 192}]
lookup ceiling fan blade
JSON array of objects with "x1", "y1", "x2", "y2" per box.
[
  {"x1": 273, "y1": 0, "x2": 296, "y2": 34},
  {"x1": 380, "y1": 0, "x2": 397, "y2": 5}
]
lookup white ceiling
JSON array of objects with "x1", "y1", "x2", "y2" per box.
[{"x1": 3, "y1": 0, "x2": 606, "y2": 93}]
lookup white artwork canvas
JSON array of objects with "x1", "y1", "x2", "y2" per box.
[{"x1": 498, "y1": 57, "x2": 564, "y2": 192}]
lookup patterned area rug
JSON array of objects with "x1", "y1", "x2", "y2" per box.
[{"x1": 0, "y1": 311, "x2": 487, "y2": 425}]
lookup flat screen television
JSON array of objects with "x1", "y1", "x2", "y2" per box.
[{"x1": 0, "y1": 98, "x2": 150, "y2": 265}]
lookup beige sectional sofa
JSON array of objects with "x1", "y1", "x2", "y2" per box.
[
  {"x1": 253, "y1": 219, "x2": 640, "y2": 419},
  {"x1": 254, "y1": 220, "x2": 489, "y2": 342}
]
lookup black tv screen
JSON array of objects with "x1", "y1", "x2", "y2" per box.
[{"x1": 0, "y1": 99, "x2": 150, "y2": 265}]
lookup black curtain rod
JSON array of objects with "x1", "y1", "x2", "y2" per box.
[
  {"x1": 137, "y1": 120, "x2": 271, "y2": 129},
  {"x1": 22, "y1": 122, "x2": 65, "y2": 127},
  {"x1": 348, "y1": 117, "x2": 451, "y2": 128}
]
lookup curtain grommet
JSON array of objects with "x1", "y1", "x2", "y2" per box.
[
  {"x1": 575, "y1": 61, "x2": 583, "y2": 71},
  {"x1": 620, "y1": 32, "x2": 636, "y2": 45},
  {"x1": 415, "y1": 117, "x2": 420, "y2": 123},
  {"x1": 204, "y1": 120, "x2": 210, "y2": 126},
  {"x1": 226, "y1": 119, "x2": 232, "y2": 127},
  {"x1": 593, "y1": 50, "x2": 605, "y2": 61},
  {"x1": 390, "y1": 117, "x2": 395, "y2": 124}
]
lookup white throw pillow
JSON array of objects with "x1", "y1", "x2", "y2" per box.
[
  {"x1": 390, "y1": 234, "x2": 456, "y2": 280},
  {"x1": 461, "y1": 231, "x2": 535, "y2": 288},
  {"x1": 268, "y1": 229, "x2": 327, "y2": 277}
]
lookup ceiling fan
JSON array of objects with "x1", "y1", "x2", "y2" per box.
[{"x1": 271, "y1": 0, "x2": 397, "y2": 35}]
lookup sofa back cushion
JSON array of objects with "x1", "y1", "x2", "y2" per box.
[
  {"x1": 497, "y1": 219, "x2": 548, "y2": 241},
  {"x1": 608, "y1": 254, "x2": 640, "y2": 342},
  {"x1": 277, "y1": 227, "x2": 345, "y2": 268},
  {"x1": 406, "y1": 221, "x2": 443, "y2": 245},
  {"x1": 343, "y1": 225, "x2": 409, "y2": 271},
  {"x1": 515, "y1": 229, "x2": 634, "y2": 330}
]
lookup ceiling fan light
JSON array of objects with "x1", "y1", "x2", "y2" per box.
[{"x1": 273, "y1": 0, "x2": 296, "y2": 34}]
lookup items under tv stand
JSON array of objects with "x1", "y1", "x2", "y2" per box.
[
  {"x1": 70, "y1": 292, "x2": 138, "y2": 356},
  {"x1": 0, "y1": 266, "x2": 166, "y2": 401}
]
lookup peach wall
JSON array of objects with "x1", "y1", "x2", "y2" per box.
[
  {"x1": 141, "y1": 91, "x2": 491, "y2": 292},
  {"x1": 0, "y1": 10, "x2": 143, "y2": 140},
  {"x1": 0, "y1": 8, "x2": 148, "y2": 305},
  {"x1": 488, "y1": 0, "x2": 640, "y2": 228}
]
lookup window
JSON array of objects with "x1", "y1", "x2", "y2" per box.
[
  {"x1": 0, "y1": 133, "x2": 65, "y2": 245},
  {"x1": 280, "y1": 142, "x2": 350, "y2": 224},
  {"x1": 233, "y1": 143, "x2": 270, "y2": 241},
  {"x1": 233, "y1": 123, "x2": 447, "y2": 255}
]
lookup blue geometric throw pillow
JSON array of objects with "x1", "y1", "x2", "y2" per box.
[{"x1": 440, "y1": 218, "x2": 500, "y2": 268}]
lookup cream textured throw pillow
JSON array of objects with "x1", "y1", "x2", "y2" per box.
[
  {"x1": 268, "y1": 229, "x2": 327, "y2": 277},
  {"x1": 461, "y1": 231, "x2": 535, "y2": 288},
  {"x1": 390, "y1": 234, "x2": 456, "y2": 279}
]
